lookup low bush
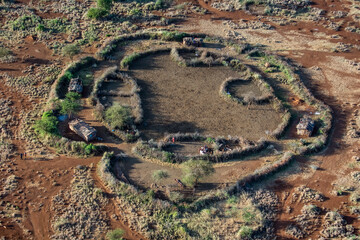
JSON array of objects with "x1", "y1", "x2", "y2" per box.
[
  {"x1": 160, "y1": 31, "x2": 186, "y2": 41},
  {"x1": 237, "y1": 226, "x2": 253, "y2": 239},
  {"x1": 62, "y1": 44, "x2": 81, "y2": 59},
  {"x1": 10, "y1": 15, "x2": 41, "y2": 31},
  {"x1": 120, "y1": 52, "x2": 141, "y2": 69},
  {"x1": 97, "y1": 0, "x2": 112, "y2": 10},
  {"x1": 0, "y1": 47, "x2": 12, "y2": 58},
  {"x1": 105, "y1": 104, "x2": 133, "y2": 130},
  {"x1": 152, "y1": 170, "x2": 169, "y2": 182},
  {"x1": 106, "y1": 228, "x2": 124, "y2": 240},
  {"x1": 87, "y1": 8, "x2": 109, "y2": 20},
  {"x1": 33, "y1": 111, "x2": 59, "y2": 136}
]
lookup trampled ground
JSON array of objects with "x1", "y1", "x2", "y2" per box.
[{"x1": 129, "y1": 52, "x2": 281, "y2": 140}]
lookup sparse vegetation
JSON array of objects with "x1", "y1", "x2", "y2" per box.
[
  {"x1": 87, "y1": 0, "x2": 113, "y2": 19},
  {"x1": 87, "y1": 8, "x2": 109, "y2": 20},
  {"x1": 34, "y1": 111, "x2": 59, "y2": 136},
  {"x1": 0, "y1": 1, "x2": 343, "y2": 236},
  {"x1": 152, "y1": 170, "x2": 169, "y2": 182},
  {"x1": 62, "y1": 44, "x2": 81, "y2": 59},
  {"x1": 105, "y1": 104, "x2": 133, "y2": 130}
]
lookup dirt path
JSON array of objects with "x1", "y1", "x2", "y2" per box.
[{"x1": 90, "y1": 166, "x2": 147, "y2": 240}]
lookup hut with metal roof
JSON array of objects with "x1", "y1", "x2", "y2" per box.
[
  {"x1": 68, "y1": 119, "x2": 97, "y2": 142},
  {"x1": 296, "y1": 115, "x2": 315, "y2": 137}
]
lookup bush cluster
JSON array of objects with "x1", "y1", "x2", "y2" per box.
[{"x1": 87, "y1": 0, "x2": 113, "y2": 19}]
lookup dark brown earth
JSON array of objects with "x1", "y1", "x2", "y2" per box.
[{"x1": 129, "y1": 52, "x2": 281, "y2": 141}]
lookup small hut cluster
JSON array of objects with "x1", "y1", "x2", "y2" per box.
[
  {"x1": 183, "y1": 37, "x2": 203, "y2": 47},
  {"x1": 296, "y1": 115, "x2": 315, "y2": 137},
  {"x1": 199, "y1": 145, "x2": 213, "y2": 155},
  {"x1": 69, "y1": 118, "x2": 97, "y2": 142},
  {"x1": 68, "y1": 77, "x2": 83, "y2": 94}
]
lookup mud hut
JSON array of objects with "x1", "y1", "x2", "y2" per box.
[
  {"x1": 296, "y1": 115, "x2": 314, "y2": 137},
  {"x1": 183, "y1": 37, "x2": 203, "y2": 47},
  {"x1": 68, "y1": 77, "x2": 83, "y2": 94},
  {"x1": 68, "y1": 119, "x2": 97, "y2": 142}
]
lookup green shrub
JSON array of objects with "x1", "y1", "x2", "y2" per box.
[
  {"x1": 169, "y1": 191, "x2": 184, "y2": 203},
  {"x1": 152, "y1": 170, "x2": 169, "y2": 182},
  {"x1": 34, "y1": 111, "x2": 59, "y2": 136},
  {"x1": 105, "y1": 104, "x2": 133, "y2": 130},
  {"x1": 60, "y1": 92, "x2": 82, "y2": 117},
  {"x1": 242, "y1": 207, "x2": 256, "y2": 224},
  {"x1": 10, "y1": 15, "x2": 41, "y2": 30},
  {"x1": 62, "y1": 44, "x2": 80, "y2": 59},
  {"x1": 44, "y1": 18, "x2": 67, "y2": 33},
  {"x1": 97, "y1": 0, "x2": 112, "y2": 10},
  {"x1": 84, "y1": 144, "x2": 97, "y2": 155},
  {"x1": 106, "y1": 228, "x2": 124, "y2": 240},
  {"x1": 36, "y1": 24, "x2": 45, "y2": 32},
  {"x1": 181, "y1": 159, "x2": 214, "y2": 188},
  {"x1": 205, "y1": 137, "x2": 215, "y2": 144},
  {"x1": 226, "y1": 196, "x2": 237, "y2": 205},
  {"x1": 87, "y1": 8, "x2": 109, "y2": 19},
  {"x1": 163, "y1": 151, "x2": 175, "y2": 163}
]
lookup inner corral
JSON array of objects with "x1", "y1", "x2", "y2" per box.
[
  {"x1": 118, "y1": 152, "x2": 279, "y2": 195},
  {"x1": 126, "y1": 52, "x2": 282, "y2": 140}
]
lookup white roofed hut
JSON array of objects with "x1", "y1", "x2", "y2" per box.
[
  {"x1": 68, "y1": 77, "x2": 83, "y2": 94},
  {"x1": 68, "y1": 119, "x2": 97, "y2": 142},
  {"x1": 296, "y1": 115, "x2": 315, "y2": 137}
]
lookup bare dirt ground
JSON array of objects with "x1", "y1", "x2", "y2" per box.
[{"x1": 129, "y1": 52, "x2": 281, "y2": 141}]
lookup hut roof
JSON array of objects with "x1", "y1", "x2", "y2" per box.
[
  {"x1": 68, "y1": 119, "x2": 96, "y2": 141},
  {"x1": 296, "y1": 115, "x2": 315, "y2": 131},
  {"x1": 68, "y1": 77, "x2": 83, "y2": 93}
]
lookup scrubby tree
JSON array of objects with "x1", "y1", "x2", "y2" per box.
[
  {"x1": 34, "y1": 111, "x2": 59, "y2": 136},
  {"x1": 87, "y1": 8, "x2": 109, "y2": 20},
  {"x1": 87, "y1": 0, "x2": 112, "y2": 19},
  {"x1": 105, "y1": 104, "x2": 133, "y2": 130},
  {"x1": 60, "y1": 92, "x2": 82, "y2": 118},
  {"x1": 181, "y1": 159, "x2": 214, "y2": 188}
]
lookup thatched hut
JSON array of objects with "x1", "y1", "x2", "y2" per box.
[
  {"x1": 69, "y1": 119, "x2": 97, "y2": 142},
  {"x1": 68, "y1": 77, "x2": 83, "y2": 94},
  {"x1": 183, "y1": 37, "x2": 203, "y2": 47},
  {"x1": 296, "y1": 115, "x2": 314, "y2": 137}
]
